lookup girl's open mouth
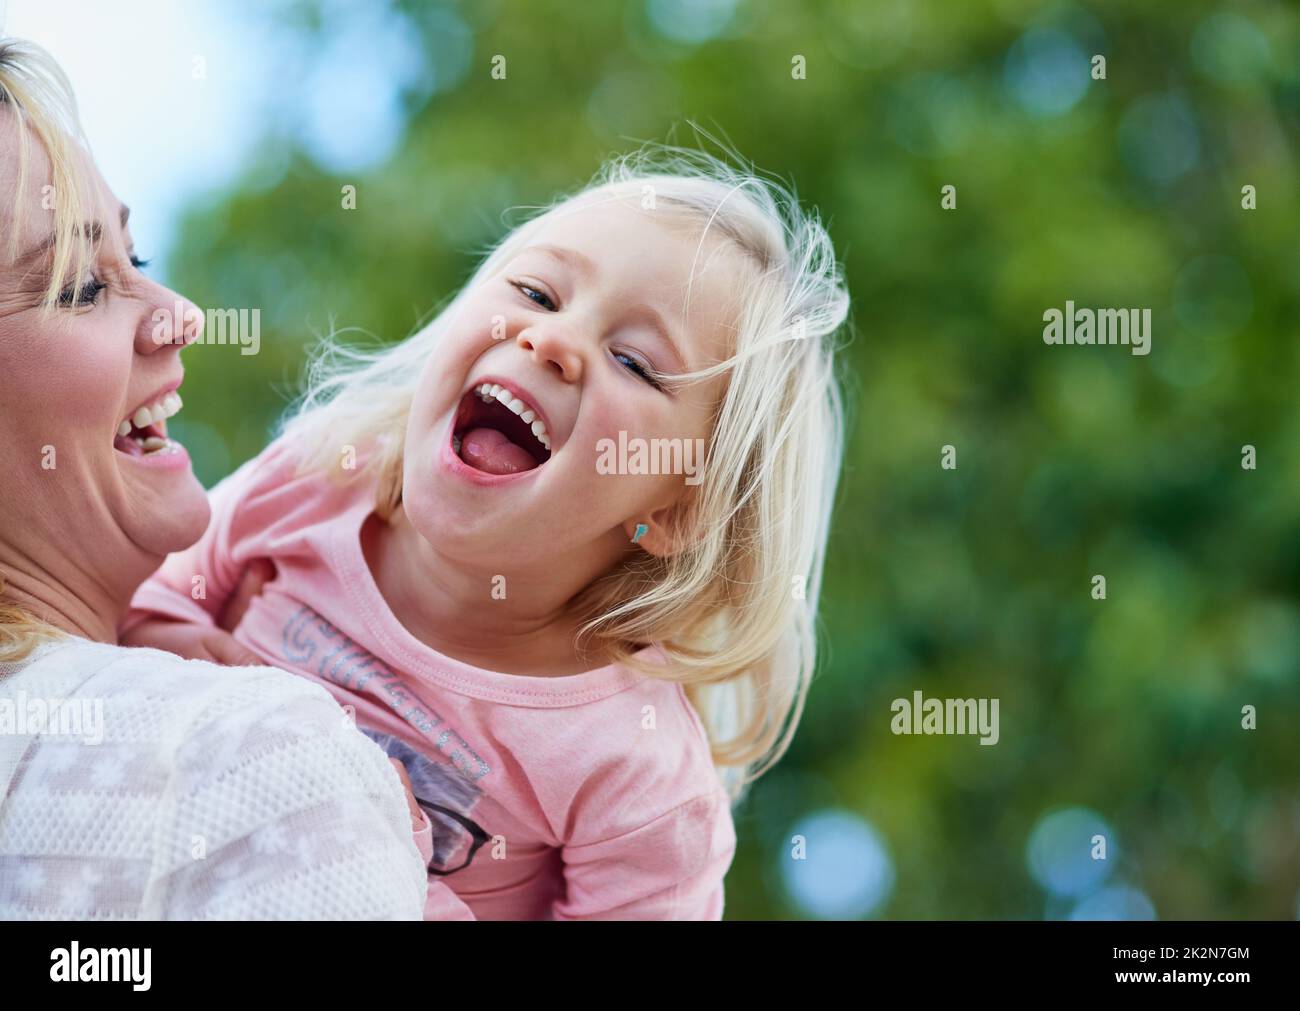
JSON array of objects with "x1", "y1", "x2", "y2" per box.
[{"x1": 451, "y1": 382, "x2": 552, "y2": 476}]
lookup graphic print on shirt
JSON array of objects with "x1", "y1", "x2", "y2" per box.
[{"x1": 279, "y1": 603, "x2": 491, "y2": 874}]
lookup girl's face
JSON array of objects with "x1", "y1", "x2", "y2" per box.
[
  {"x1": 0, "y1": 114, "x2": 210, "y2": 579},
  {"x1": 403, "y1": 198, "x2": 745, "y2": 567}
]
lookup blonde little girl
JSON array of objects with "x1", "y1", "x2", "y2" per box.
[{"x1": 122, "y1": 145, "x2": 850, "y2": 920}]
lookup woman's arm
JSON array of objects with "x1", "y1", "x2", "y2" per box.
[{"x1": 145, "y1": 662, "x2": 474, "y2": 919}]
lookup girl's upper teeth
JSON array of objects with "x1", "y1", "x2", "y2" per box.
[
  {"x1": 476, "y1": 383, "x2": 551, "y2": 450},
  {"x1": 120, "y1": 391, "x2": 183, "y2": 435}
]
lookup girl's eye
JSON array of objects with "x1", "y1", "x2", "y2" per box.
[
  {"x1": 130, "y1": 254, "x2": 151, "y2": 270},
  {"x1": 510, "y1": 279, "x2": 557, "y2": 312},
  {"x1": 57, "y1": 277, "x2": 106, "y2": 308},
  {"x1": 613, "y1": 351, "x2": 663, "y2": 390}
]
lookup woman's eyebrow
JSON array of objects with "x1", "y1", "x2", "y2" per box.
[{"x1": 14, "y1": 204, "x2": 129, "y2": 265}]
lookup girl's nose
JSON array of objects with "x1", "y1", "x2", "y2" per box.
[{"x1": 517, "y1": 326, "x2": 582, "y2": 382}]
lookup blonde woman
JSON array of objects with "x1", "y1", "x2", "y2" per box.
[
  {"x1": 124, "y1": 126, "x2": 850, "y2": 914},
  {"x1": 0, "y1": 38, "x2": 473, "y2": 920}
]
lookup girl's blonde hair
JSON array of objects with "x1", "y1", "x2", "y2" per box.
[
  {"x1": 283, "y1": 140, "x2": 850, "y2": 805},
  {"x1": 0, "y1": 38, "x2": 91, "y2": 663}
]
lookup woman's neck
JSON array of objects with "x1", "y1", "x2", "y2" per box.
[{"x1": 0, "y1": 548, "x2": 125, "y2": 644}]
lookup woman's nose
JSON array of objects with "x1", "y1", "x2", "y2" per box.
[
  {"x1": 137, "y1": 290, "x2": 204, "y2": 353},
  {"x1": 516, "y1": 325, "x2": 582, "y2": 382}
]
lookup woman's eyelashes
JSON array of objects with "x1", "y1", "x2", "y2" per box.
[
  {"x1": 56, "y1": 253, "x2": 151, "y2": 308},
  {"x1": 57, "y1": 276, "x2": 106, "y2": 307}
]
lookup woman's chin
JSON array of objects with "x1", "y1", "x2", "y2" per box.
[
  {"x1": 137, "y1": 498, "x2": 210, "y2": 559},
  {"x1": 114, "y1": 453, "x2": 212, "y2": 556}
]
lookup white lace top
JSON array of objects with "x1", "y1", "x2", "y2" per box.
[{"x1": 0, "y1": 636, "x2": 428, "y2": 919}]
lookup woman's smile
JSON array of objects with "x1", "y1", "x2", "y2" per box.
[{"x1": 112, "y1": 378, "x2": 190, "y2": 466}]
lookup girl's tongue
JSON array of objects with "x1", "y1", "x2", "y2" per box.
[{"x1": 459, "y1": 427, "x2": 538, "y2": 475}]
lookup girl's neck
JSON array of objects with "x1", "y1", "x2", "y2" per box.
[{"x1": 361, "y1": 508, "x2": 618, "y2": 677}]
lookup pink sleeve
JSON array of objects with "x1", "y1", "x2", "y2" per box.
[
  {"x1": 119, "y1": 442, "x2": 296, "y2": 636},
  {"x1": 413, "y1": 810, "x2": 477, "y2": 921},
  {"x1": 412, "y1": 808, "x2": 434, "y2": 865},
  {"x1": 551, "y1": 789, "x2": 736, "y2": 921},
  {"x1": 425, "y1": 883, "x2": 477, "y2": 921}
]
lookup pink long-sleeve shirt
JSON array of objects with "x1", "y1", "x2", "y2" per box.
[{"x1": 124, "y1": 436, "x2": 736, "y2": 920}]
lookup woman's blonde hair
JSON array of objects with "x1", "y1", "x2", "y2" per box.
[
  {"x1": 0, "y1": 37, "x2": 91, "y2": 662},
  {"x1": 283, "y1": 140, "x2": 851, "y2": 805},
  {"x1": 0, "y1": 37, "x2": 93, "y2": 308}
]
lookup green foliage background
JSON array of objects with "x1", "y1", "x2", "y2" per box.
[{"x1": 161, "y1": 0, "x2": 1300, "y2": 918}]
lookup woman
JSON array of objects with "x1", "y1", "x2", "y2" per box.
[{"x1": 0, "y1": 38, "x2": 468, "y2": 920}]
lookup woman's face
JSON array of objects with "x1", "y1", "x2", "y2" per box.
[
  {"x1": 402, "y1": 197, "x2": 745, "y2": 569},
  {"x1": 0, "y1": 111, "x2": 210, "y2": 579}
]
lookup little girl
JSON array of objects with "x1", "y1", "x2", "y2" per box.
[{"x1": 122, "y1": 145, "x2": 850, "y2": 920}]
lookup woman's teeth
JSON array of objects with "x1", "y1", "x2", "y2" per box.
[
  {"x1": 116, "y1": 391, "x2": 185, "y2": 455},
  {"x1": 117, "y1": 391, "x2": 183, "y2": 437},
  {"x1": 476, "y1": 383, "x2": 551, "y2": 451},
  {"x1": 140, "y1": 436, "x2": 175, "y2": 454}
]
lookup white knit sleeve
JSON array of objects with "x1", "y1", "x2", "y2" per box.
[{"x1": 137, "y1": 664, "x2": 428, "y2": 920}]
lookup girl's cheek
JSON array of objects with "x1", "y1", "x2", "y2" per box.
[
  {"x1": 591, "y1": 392, "x2": 686, "y2": 445},
  {"x1": 577, "y1": 387, "x2": 629, "y2": 435},
  {"x1": 428, "y1": 301, "x2": 501, "y2": 388}
]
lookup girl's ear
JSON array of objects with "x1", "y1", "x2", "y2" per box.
[{"x1": 622, "y1": 506, "x2": 680, "y2": 558}]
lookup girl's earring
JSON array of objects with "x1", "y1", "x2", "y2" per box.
[{"x1": 631, "y1": 523, "x2": 649, "y2": 545}]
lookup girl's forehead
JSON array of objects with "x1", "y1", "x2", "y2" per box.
[
  {"x1": 550, "y1": 205, "x2": 737, "y2": 284},
  {"x1": 538, "y1": 197, "x2": 687, "y2": 249},
  {"x1": 531, "y1": 199, "x2": 743, "y2": 291}
]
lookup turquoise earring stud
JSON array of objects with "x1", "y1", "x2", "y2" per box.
[{"x1": 631, "y1": 523, "x2": 649, "y2": 544}]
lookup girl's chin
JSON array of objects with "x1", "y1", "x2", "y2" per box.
[{"x1": 401, "y1": 472, "x2": 522, "y2": 545}]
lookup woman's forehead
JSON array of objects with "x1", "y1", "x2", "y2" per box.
[{"x1": 0, "y1": 119, "x2": 120, "y2": 250}]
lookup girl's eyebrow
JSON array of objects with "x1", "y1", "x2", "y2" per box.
[
  {"x1": 626, "y1": 301, "x2": 686, "y2": 372},
  {"x1": 524, "y1": 242, "x2": 597, "y2": 279},
  {"x1": 522, "y1": 242, "x2": 687, "y2": 370}
]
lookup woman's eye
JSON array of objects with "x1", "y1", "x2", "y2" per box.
[
  {"x1": 130, "y1": 254, "x2": 151, "y2": 270},
  {"x1": 510, "y1": 279, "x2": 557, "y2": 311},
  {"x1": 57, "y1": 278, "x2": 106, "y2": 308},
  {"x1": 613, "y1": 351, "x2": 662, "y2": 390}
]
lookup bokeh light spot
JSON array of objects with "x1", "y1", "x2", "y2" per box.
[
  {"x1": 1004, "y1": 28, "x2": 1090, "y2": 118},
  {"x1": 1027, "y1": 806, "x2": 1115, "y2": 898},
  {"x1": 781, "y1": 809, "x2": 894, "y2": 919}
]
